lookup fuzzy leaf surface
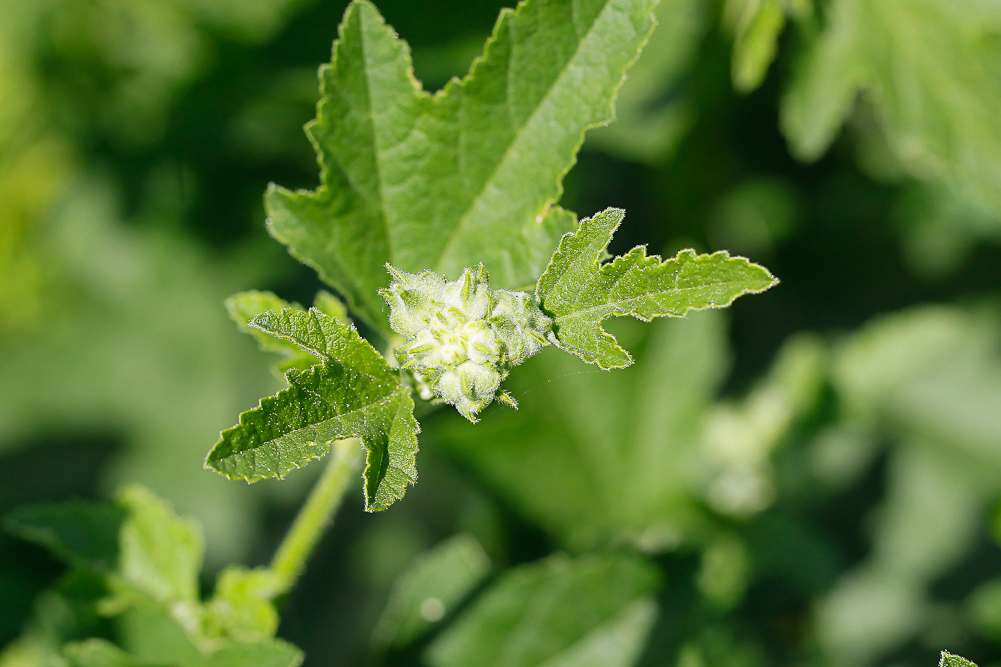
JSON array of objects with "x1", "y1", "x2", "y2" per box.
[
  {"x1": 426, "y1": 553, "x2": 658, "y2": 667},
  {"x1": 265, "y1": 0, "x2": 658, "y2": 331},
  {"x1": 226, "y1": 291, "x2": 316, "y2": 373},
  {"x1": 941, "y1": 653, "x2": 978, "y2": 667},
  {"x1": 206, "y1": 308, "x2": 418, "y2": 511},
  {"x1": 537, "y1": 208, "x2": 777, "y2": 369}
]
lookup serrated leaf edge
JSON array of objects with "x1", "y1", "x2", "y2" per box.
[{"x1": 538, "y1": 208, "x2": 779, "y2": 370}]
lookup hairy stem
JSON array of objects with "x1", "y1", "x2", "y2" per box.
[{"x1": 271, "y1": 438, "x2": 362, "y2": 593}]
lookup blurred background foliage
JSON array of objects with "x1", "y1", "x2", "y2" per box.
[{"x1": 2, "y1": 0, "x2": 1001, "y2": 665}]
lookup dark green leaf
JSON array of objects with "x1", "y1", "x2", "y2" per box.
[
  {"x1": 941, "y1": 653, "x2": 978, "y2": 667},
  {"x1": 4, "y1": 501, "x2": 124, "y2": 572},
  {"x1": 63, "y1": 639, "x2": 138, "y2": 667},
  {"x1": 207, "y1": 308, "x2": 419, "y2": 511}
]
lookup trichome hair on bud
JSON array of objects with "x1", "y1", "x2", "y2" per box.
[{"x1": 380, "y1": 263, "x2": 553, "y2": 422}]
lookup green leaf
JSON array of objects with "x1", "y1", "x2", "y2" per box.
[
  {"x1": 586, "y1": 0, "x2": 708, "y2": 163},
  {"x1": 372, "y1": 534, "x2": 491, "y2": 651},
  {"x1": 426, "y1": 553, "x2": 659, "y2": 667},
  {"x1": 4, "y1": 501, "x2": 124, "y2": 572},
  {"x1": 265, "y1": 0, "x2": 659, "y2": 332},
  {"x1": 437, "y1": 313, "x2": 729, "y2": 549},
  {"x1": 941, "y1": 654, "x2": 978, "y2": 667},
  {"x1": 205, "y1": 567, "x2": 282, "y2": 642},
  {"x1": 313, "y1": 290, "x2": 349, "y2": 323},
  {"x1": 196, "y1": 640, "x2": 303, "y2": 667},
  {"x1": 834, "y1": 305, "x2": 1001, "y2": 459},
  {"x1": 63, "y1": 639, "x2": 138, "y2": 667},
  {"x1": 117, "y1": 605, "x2": 202, "y2": 666},
  {"x1": 115, "y1": 485, "x2": 204, "y2": 604},
  {"x1": 781, "y1": 0, "x2": 1001, "y2": 218},
  {"x1": 227, "y1": 290, "x2": 353, "y2": 376},
  {"x1": 536, "y1": 208, "x2": 777, "y2": 369},
  {"x1": 730, "y1": 0, "x2": 786, "y2": 93},
  {"x1": 206, "y1": 307, "x2": 419, "y2": 511},
  {"x1": 226, "y1": 291, "x2": 316, "y2": 373}
]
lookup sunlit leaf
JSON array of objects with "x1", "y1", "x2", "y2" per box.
[
  {"x1": 537, "y1": 208, "x2": 777, "y2": 369},
  {"x1": 941, "y1": 654, "x2": 978, "y2": 667},
  {"x1": 265, "y1": 0, "x2": 659, "y2": 331},
  {"x1": 205, "y1": 567, "x2": 282, "y2": 643}
]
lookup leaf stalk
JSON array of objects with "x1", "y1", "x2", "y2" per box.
[{"x1": 271, "y1": 438, "x2": 362, "y2": 593}]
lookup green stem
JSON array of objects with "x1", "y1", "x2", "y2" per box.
[{"x1": 271, "y1": 438, "x2": 362, "y2": 593}]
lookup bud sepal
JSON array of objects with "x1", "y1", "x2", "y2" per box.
[{"x1": 380, "y1": 264, "x2": 553, "y2": 422}]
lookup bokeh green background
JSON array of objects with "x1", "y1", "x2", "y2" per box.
[{"x1": 3, "y1": 0, "x2": 1001, "y2": 665}]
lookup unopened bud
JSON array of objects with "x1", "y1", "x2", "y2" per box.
[{"x1": 380, "y1": 264, "x2": 553, "y2": 422}]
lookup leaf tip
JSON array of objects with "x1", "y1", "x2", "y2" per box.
[{"x1": 941, "y1": 653, "x2": 978, "y2": 667}]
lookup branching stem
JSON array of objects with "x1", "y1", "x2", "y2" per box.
[{"x1": 271, "y1": 438, "x2": 362, "y2": 593}]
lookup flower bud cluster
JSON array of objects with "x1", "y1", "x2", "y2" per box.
[{"x1": 380, "y1": 263, "x2": 553, "y2": 422}]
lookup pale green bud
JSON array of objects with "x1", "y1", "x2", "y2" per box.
[{"x1": 380, "y1": 263, "x2": 553, "y2": 422}]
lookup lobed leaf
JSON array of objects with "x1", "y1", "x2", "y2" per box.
[
  {"x1": 265, "y1": 0, "x2": 659, "y2": 332},
  {"x1": 781, "y1": 0, "x2": 1001, "y2": 218},
  {"x1": 537, "y1": 208, "x2": 777, "y2": 369},
  {"x1": 426, "y1": 553, "x2": 659, "y2": 667},
  {"x1": 206, "y1": 308, "x2": 419, "y2": 511}
]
